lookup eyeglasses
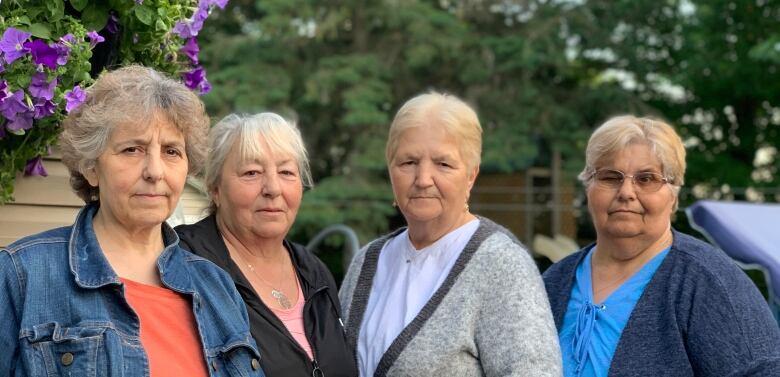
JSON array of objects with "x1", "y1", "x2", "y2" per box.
[{"x1": 591, "y1": 169, "x2": 671, "y2": 193}]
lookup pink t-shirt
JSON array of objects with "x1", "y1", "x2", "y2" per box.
[{"x1": 270, "y1": 282, "x2": 314, "y2": 360}]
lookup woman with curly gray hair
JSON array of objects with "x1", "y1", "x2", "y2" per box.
[{"x1": 0, "y1": 66, "x2": 265, "y2": 377}]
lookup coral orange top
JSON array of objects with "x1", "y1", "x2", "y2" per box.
[{"x1": 122, "y1": 278, "x2": 209, "y2": 377}]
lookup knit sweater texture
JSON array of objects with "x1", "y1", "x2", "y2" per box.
[
  {"x1": 340, "y1": 217, "x2": 563, "y2": 377},
  {"x1": 543, "y1": 230, "x2": 780, "y2": 377}
]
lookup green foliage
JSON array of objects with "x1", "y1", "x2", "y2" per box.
[
  {"x1": 198, "y1": 0, "x2": 637, "y2": 243},
  {"x1": 198, "y1": 0, "x2": 779, "y2": 249},
  {"x1": 574, "y1": 0, "x2": 780, "y2": 203}
]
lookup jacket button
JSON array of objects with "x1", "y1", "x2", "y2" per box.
[
  {"x1": 251, "y1": 358, "x2": 260, "y2": 370},
  {"x1": 61, "y1": 352, "x2": 74, "y2": 366},
  {"x1": 211, "y1": 361, "x2": 218, "y2": 371}
]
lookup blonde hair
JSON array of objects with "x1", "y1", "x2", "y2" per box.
[
  {"x1": 205, "y1": 113, "x2": 313, "y2": 213},
  {"x1": 579, "y1": 115, "x2": 686, "y2": 209},
  {"x1": 59, "y1": 65, "x2": 209, "y2": 203},
  {"x1": 386, "y1": 91, "x2": 482, "y2": 171}
]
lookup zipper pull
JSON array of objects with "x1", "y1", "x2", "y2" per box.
[{"x1": 311, "y1": 358, "x2": 324, "y2": 377}]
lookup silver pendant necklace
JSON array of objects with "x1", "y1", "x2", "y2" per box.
[{"x1": 234, "y1": 249, "x2": 293, "y2": 309}]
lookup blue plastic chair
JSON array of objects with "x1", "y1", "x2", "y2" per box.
[{"x1": 687, "y1": 200, "x2": 780, "y2": 325}]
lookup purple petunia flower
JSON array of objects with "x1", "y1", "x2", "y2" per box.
[
  {"x1": 183, "y1": 66, "x2": 205, "y2": 89},
  {"x1": 172, "y1": 21, "x2": 198, "y2": 38},
  {"x1": 0, "y1": 28, "x2": 32, "y2": 64},
  {"x1": 53, "y1": 42, "x2": 71, "y2": 66},
  {"x1": 29, "y1": 73, "x2": 57, "y2": 100},
  {"x1": 24, "y1": 40, "x2": 59, "y2": 70},
  {"x1": 182, "y1": 66, "x2": 211, "y2": 94},
  {"x1": 60, "y1": 33, "x2": 77, "y2": 45},
  {"x1": 6, "y1": 110, "x2": 34, "y2": 132},
  {"x1": 0, "y1": 90, "x2": 31, "y2": 119},
  {"x1": 33, "y1": 98, "x2": 56, "y2": 119},
  {"x1": 0, "y1": 80, "x2": 7, "y2": 98},
  {"x1": 64, "y1": 86, "x2": 87, "y2": 113},
  {"x1": 173, "y1": 4, "x2": 210, "y2": 38},
  {"x1": 86, "y1": 31, "x2": 105, "y2": 48},
  {"x1": 199, "y1": 0, "x2": 228, "y2": 10},
  {"x1": 199, "y1": 79, "x2": 212, "y2": 94},
  {"x1": 24, "y1": 156, "x2": 48, "y2": 177},
  {"x1": 107, "y1": 13, "x2": 120, "y2": 34},
  {"x1": 135, "y1": 0, "x2": 143, "y2": 4},
  {"x1": 181, "y1": 38, "x2": 199, "y2": 64}
]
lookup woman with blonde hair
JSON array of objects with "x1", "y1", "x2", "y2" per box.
[
  {"x1": 340, "y1": 91, "x2": 562, "y2": 377},
  {"x1": 544, "y1": 115, "x2": 780, "y2": 376}
]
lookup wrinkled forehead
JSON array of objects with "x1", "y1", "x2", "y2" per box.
[
  {"x1": 233, "y1": 131, "x2": 299, "y2": 167},
  {"x1": 594, "y1": 140, "x2": 662, "y2": 170},
  {"x1": 109, "y1": 111, "x2": 183, "y2": 142}
]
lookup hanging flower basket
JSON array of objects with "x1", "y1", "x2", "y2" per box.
[{"x1": 0, "y1": 0, "x2": 226, "y2": 204}]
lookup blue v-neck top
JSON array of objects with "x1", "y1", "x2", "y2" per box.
[{"x1": 559, "y1": 245, "x2": 670, "y2": 377}]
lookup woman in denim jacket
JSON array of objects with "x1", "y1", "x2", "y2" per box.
[{"x1": 0, "y1": 66, "x2": 265, "y2": 377}]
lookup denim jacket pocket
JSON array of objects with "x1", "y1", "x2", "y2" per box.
[
  {"x1": 19, "y1": 322, "x2": 109, "y2": 377},
  {"x1": 208, "y1": 340, "x2": 264, "y2": 377}
]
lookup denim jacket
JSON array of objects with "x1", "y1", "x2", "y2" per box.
[{"x1": 0, "y1": 204, "x2": 266, "y2": 377}]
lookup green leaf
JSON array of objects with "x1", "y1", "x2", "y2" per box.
[
  {"x1": 46, "y1": 1, "x2": 65, "y2": 21},
  {"x1": 70, "y1": 0, "x2": 89, "y2": 12},
  {"x1": 157, "y1": 7, "x2": 168, "y2": 17},
  {"x1": 82, "y1": 4, "x2": 110, "y2": 31},
  {"x1": 134, "y1": 5, "x2": 155, "y2": 26},
  {"x1": 28, "y1": 23, "x2": 52, "y2": 39},
  {"x1": 16, "y1": 15, "x2": 32, "y2": 26},
  {"x1": 155, "y1": 19, "x2": 168, "y2": 32}
]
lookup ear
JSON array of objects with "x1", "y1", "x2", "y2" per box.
[
  {"x1": 84, "y1": 165, "x2": 99, "y2": 188},
  {"x1": 467, "y1": 165, "x2": 479, "y2": 191},
  {"x1": 211, "y1": 187, "x2": 221, "y2": 209}
]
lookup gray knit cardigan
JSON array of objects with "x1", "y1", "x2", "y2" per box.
[{"x1": 339, "y1": 218, "x2": 563, "y2": 377}]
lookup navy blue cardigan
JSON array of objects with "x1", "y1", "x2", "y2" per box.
[{"x1": 543, "y1": 230, "x2": 780, "y2": 376}]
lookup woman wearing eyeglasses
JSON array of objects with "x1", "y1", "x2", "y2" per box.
[{"x1": 543, "y1": 115, "x2": 780, "y2": 377}]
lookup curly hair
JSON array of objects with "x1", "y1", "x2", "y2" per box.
[{"x1": 59, "y1": 65, "x2": 209, "y2": 203}]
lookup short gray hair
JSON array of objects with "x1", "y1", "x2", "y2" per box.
[
  {"x1": 59, "y1": 65, "x2": 209, "y2": 203},
  {"x1": 205, "y1": 113, "x2": 313, "y2": 213},
  {"x1": 386, "y1": 91, "x2": 482, "y2": 172},
  {"x1": 579, "y1": 115, "x2": 686, "y2": 210}
]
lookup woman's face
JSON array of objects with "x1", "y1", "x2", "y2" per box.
[
  {"x1": 214, "y1": 141, "x2": 303, "y2": 242},
  {"x1": 86, "y1": 116, "x2": 188, "y2": 230},
  {"x1": 587, "y1": 143, "x2": 675, "y2": 245},
  {"x1": 389, "y1": 124, "x2": 478, "y2": 231}
]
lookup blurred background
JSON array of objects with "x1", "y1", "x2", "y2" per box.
[
  {"x1": 191, "y1": 0, "x2": 780, "y2": 285},
  {"x1": 3, "y1": 0, "x2": 778, "y2": 291}
]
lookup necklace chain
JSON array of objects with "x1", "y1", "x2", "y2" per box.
[{"x1": 233, "y1": 248, "x2": 294, "y2": 309}]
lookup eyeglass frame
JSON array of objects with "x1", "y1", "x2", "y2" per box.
[{"x1": 588, "y1": 168, "x2": 674, "y2": 193}]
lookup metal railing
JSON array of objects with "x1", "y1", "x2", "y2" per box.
[{"x1": 306, "y1": 224, "x2": 361, "y2": 270}]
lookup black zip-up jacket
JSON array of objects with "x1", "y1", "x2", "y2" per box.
[{"x1": 176, "y1": 215, "x2": 358, "y2": 377}]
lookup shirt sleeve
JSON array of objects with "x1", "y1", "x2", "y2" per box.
[
  {"x1": 0, "y1": 250, "x2": 22, "y2": 376},
  {"x1": 684, "y1": 262, "x2": 780, "y2": 375},
  {"x1": 475, "y1": 236, "x2": 563, "y2": 377}
]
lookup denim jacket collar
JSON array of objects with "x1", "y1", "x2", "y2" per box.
[{"x1": 68, "y1": 204, "x2": 194, "y2": 293}]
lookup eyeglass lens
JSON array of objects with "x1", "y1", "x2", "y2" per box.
[{"x1": 594, "y1": 169, "x2": 666, "y2": 192}]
